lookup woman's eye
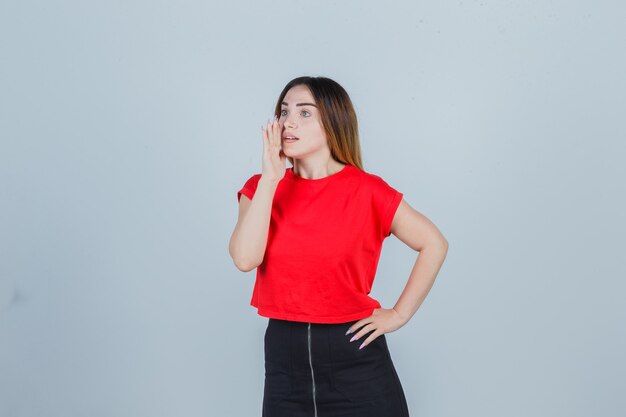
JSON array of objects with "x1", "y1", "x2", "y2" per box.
[{"x1": 280, "y1": 109, "x2": 310, "y2": 117}]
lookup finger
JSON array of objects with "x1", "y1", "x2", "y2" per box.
[
  {"x1": 271, "y1": 115, "x2": 279, "y2": 146},
  {"x1": 348, "y1": 322, "x2": 376, "y2": 342},
  {"x1": 264, "y1": 117, "x2": 273, "y2": 147},
  {"x1": 262, "y1": 123, "x2": 269, "y2": 151},
  {"x1": 345, "y1": 318, "x2": 371, "y2": 335},
  {"x1": 345, "y1": 321, "x2": 359, "y2": 335},
  {"x1": 266, "y1": 118, "x2": 277, "y2": 150},
  {"x1": 359, "y1": 331, "x2": 381, "y2": 350}
]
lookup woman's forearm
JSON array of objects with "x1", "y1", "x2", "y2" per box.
[
  {"x1": 393, "y1": 240, "x2": 449, "y2": 323},
  {"x1": 229, "y1": 177, "x2": 279, "y2": 271}
]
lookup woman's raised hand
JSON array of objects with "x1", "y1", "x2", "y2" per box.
[{"x1": 261, "y1": 115, "x2": 286, "y2": 183}]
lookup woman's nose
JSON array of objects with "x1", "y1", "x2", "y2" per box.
[{"x1": 282, "y1": 114, "x2": 295, "y2": 126}]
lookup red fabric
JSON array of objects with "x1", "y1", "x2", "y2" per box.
[{"x1": 236, "y1": 164, "x2": 403, "y2": 324}]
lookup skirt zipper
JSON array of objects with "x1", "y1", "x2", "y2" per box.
[{"x1": 307, "y1": 322, "x2": 318, "y2": 417}]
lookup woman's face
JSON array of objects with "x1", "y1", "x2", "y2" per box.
[{"x1": 279, "y1": 84, "x2": 329, "y2": 159}]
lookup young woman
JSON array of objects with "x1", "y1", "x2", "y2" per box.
[{"x1": 229, "y1": 76, "x2": 448, "y2": 417}]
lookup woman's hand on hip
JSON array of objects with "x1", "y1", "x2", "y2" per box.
[{"x1": 345, "y1": 307, "x2": 407, "y2": 350}]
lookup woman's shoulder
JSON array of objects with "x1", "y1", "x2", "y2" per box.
[
  {"x1": 351, "y1": 166, "x2": 396, "y2": 189},
  {"x1": 242, "y1": 172, "x2": 263, "y2": 186}
]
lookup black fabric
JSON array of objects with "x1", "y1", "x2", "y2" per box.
[{"x1": 263, "y1": 318, "x2": 410, "y2": 417}]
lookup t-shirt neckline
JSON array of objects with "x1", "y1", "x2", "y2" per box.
[{"x1": 286, "y1": 164, "x2": 351, "y2": 183}]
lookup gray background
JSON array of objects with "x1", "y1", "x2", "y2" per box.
[{"x1": 1, "y1": 1, "x2": 625, "y2": 416}]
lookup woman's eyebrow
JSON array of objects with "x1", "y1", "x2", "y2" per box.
[{"x1": 281, "y1": 101, "x2": 318, "y2": 107}]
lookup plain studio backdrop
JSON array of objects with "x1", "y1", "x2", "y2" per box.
[{"x1": 1, "y1": 1, "x2": 624, "y2": 416}]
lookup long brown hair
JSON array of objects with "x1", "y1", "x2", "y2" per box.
[{"x1": 273, "y1": 76, "x2": 363, "y2": 170}]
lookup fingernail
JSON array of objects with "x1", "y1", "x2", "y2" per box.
[
  {"x1": 345, "y1": 328, "x2": 352, "y2": 335},
  {"x1": 359, "y1": 342, "x2": 365, "y2": 350},
  {"x1": 349, "y1": 335, "x2": 357, "y2": 342}
]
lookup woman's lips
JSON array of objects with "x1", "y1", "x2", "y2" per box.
[{"x1": 282, "y1": 135, "x2": 299, "y2": 142}]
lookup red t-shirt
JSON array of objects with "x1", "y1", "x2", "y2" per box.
[{"x1": 236, "y1": 164, "x2": 403, "y2": 324}]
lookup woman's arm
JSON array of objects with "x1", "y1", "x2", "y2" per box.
[
  {"x1": 229, "y1": 117, "x2": 286, "y2": 272},
  {"x1": 228, "y1": 177, "x2": 279, "y2": 272},
  {"x1": 389, "y1": 198, "x2": 449, "y2": 323},
  {"x1": 344, "y1": 198, "x2": 448, "y2": 348}
]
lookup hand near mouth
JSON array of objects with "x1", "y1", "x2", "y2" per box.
[{"x1": 261, "y1": 115, "x2": 287, "y2": 183}]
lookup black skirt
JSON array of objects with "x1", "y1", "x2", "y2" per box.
[{"x1": 263, "y1": 318, "x2": 410, "y2": 417}]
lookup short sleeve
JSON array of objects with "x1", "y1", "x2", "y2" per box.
[
  {"x1": 237, "y1": 174, "x2": 262, "y2": 202},
  {"x1": 372, "y1": 177, "x2": 403, "y2": 239}
]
